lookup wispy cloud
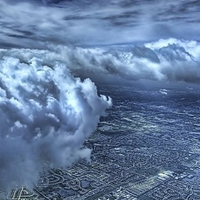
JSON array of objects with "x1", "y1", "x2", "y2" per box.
[{"x1": 0, "y1": 0, "x2": 199, "y2": 48}]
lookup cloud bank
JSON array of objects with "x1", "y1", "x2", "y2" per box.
[
  {"x1": 2, "y1": 38, "x2": 199, "y2": 84},
  {"x1": 0, "y1": 52, "x2": 111, "y2": 190}
]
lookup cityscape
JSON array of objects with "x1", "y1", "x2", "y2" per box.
[{"x1": 1, "y1": 85, "x2": 200, "y2": 200}]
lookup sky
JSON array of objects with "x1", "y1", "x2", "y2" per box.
[
  {"x1": 0, "y1": 0, "x2": 200, "y2": 48},
  {"x1": 0, "y1": 0, "x2": 200, "y2": 191}
]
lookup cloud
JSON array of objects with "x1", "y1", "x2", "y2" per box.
[
  {"x1": 0, "y1": 52, "x2": 111, "y2": 190},
  {"x1": 0, "y1": 0, "x2": 200, "y2": 48},
  {"x1": 1, "y1": 38, "x2": 200, "y2": 85},
  {"x1": 1, "y1": 38, "x2": 200, "y2": 84},
  {"x1": 145, "y1": 38, "x2": 200, "y2": 82}
]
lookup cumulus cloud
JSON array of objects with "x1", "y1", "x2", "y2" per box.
[
  {"x1": 144, "y1": 38, "x2": 200, "y2": 82},
  {"x1": 0, "y1": 52, "x2": 111, "y2": 190},
  {"x1": 1, "y1": 38, "x2": 200, "y2": 84}
]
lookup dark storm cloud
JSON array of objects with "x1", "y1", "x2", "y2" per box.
[{"x1": 0, "y1": 0, "x2": 200, "y2": 48}]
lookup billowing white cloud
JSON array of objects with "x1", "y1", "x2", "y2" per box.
[
  {"x1": 0, "y1": 52, "x2": 111, "y2": 190},
  {"x1": 2, "y1": 38, "x2": 199, "y2": 83}
]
